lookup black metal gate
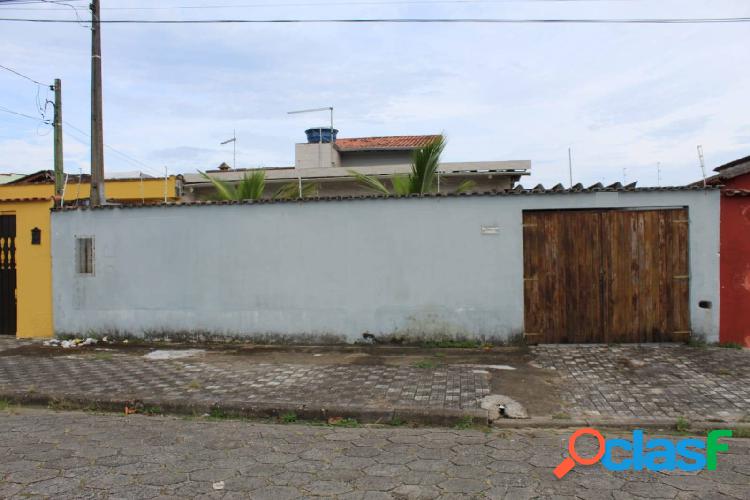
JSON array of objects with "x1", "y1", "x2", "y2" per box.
[{"x1": 0, "y1": 215, "x2": 17, "y2": 336}]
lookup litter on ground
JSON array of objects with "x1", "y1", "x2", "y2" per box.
[{"x1": 143, "y1": 349, "x2": 206, "y2": 360}]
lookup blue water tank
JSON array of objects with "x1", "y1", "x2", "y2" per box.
[{"x1": 305, "y1": 127, "x2": 338, "y2": 144}]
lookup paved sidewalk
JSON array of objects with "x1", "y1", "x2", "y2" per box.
[
  {"x1": 534, "y1": 344, "x2": 750, "y2": 422},
  {"x1": 2, "y1": 409, "x2": 750, "y2": 499},
  {"x1": 0, "y1": 342, "x2": 490, "y2": 424},
  {"x1": 1, "y1": 339, "x2": 748, "y2": 425}
]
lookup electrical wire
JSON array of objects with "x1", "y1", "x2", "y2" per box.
[
  {"x1": 0, "y1": 104, "x2": 51, "y2": 123},
  {"x1": 0, "y1": 63, "x2": 50, "y2": 87},
  {"x1": 2, "y1": 16, "x2": 749, "y2": 24},
  {"x1": 63, "y1": 120, "x2": 163, "y2": 177}
]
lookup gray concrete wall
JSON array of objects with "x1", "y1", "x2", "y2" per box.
[{"x1": 51, "y1": 190, "x2": 721, "y2": 343}]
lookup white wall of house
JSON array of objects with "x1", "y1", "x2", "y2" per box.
[{"x1": 51, "y1": 190, "x2": 721, "y2": 343}]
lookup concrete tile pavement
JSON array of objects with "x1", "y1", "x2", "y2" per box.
[
  {"x1": 1, "y1": 409, "x2": 749, "y2": 499},
  {"x1": 533, "y1": 344, "x2": 750, "y2": 422}
]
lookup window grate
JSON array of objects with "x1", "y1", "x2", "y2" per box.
[{"x1": 76, "y1": 237, "x2": 94, "y2": 275}]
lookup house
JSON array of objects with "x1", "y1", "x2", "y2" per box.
[
  {"x1": 0, "y1": 174, "x2": 25, "y2": 185},
  {"x1": 0, "y1": 170, "x2": 182, "y2": 339},
  {"x1": 704, "y1": 155, "x2": 750, "y2": 347},
  {"x1": 50, "y1": 183, "x2": 720, "y2": 344},
  {"x1": 182, "y1": 129, "x2": 530, "y2": 200}
]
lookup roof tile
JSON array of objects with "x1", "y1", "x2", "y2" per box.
[{"x1": 335, "y1": 135, "x2": 441, "y2": 151}]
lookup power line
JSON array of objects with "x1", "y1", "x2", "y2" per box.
[
  {"x1": 0, "y1": 63, "x2": 50, "y2": 87},
  {"x1": 0, "y1": 0, "x2": 657, "y2": 9},
  {"x1": 0, "y1": 104, "x2": 51, "y2": 122},
  {"x1": 1, "y1": 16, "x2": 749, "y2": 23},
  {"x1": 63, "y1": 120, "x2": 162, "y2": 176}
]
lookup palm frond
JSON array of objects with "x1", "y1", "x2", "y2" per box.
[
  {"x1": 409, "y1": 135, "x2": 446, "y2": 194},
  {"x1": 236, "y1": 170, "x2": 266, "y2": 200},
  {"x1": 347, "y1": 169, "x2": 391, "y2": 195},
  {"x1": 391, "y1": 175, "x2": 411, "y2": 196},
  {"x1": 454, "y1": 180, "x2": 476, "y2": 194},
  {"x1": 199, "y1": 170, "x2": 237, "y2": 200},
  {"x1": 273, "y1": 182, "x2": 300, "y2": 200}
]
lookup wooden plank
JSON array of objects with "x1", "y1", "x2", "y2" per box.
[{"x1": 523, "y1": 210, "x2": 604, "y2": 343}]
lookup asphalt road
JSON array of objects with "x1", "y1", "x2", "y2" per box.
[{"x1": 0, "y1": 409, "x2": 748, "y2": 499}]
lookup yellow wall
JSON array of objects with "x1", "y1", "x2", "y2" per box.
[
  {"x1": 0, "y1": 177, "x2": 180, "y2": 203},
  {"x1": 0, "y1": 200, "x2": 53, "y2": 339},
  {"x1": 0, "y1": 176, "x2": 180, "y2": 338}
]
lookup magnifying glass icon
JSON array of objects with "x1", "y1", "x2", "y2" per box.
[{"x1": 554, "y1": 428, "x2": 606, "y2": 479}]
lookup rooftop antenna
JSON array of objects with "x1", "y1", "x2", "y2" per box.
[
  {"x1": 567, "y1": 147, "x2": 573, "y2": 188},
  {"x1": 656, "y1": 162, "x2": 662, "y2": 187},
  {"x1": 220, "y1": 130, "x2": 237, "y2": 170},
  {"x1": 697, "y1": 145, "x2": 707, "y2": 187},
  {"x1": 287, "y1": 107, "x2": 335, "y2": 171}
]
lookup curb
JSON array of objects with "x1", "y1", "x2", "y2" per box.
[
  {"x1": 0, "y1": 391, "x2": 489, "y2": 427},
  {"x1": 2, "y1": 391, "x2": 748, "y2": 432}
]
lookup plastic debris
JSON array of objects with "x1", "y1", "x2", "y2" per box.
[
  {"x1": 143, "y1": 349, "x2": 206, "y2": 361},
  {"x1": 212, "y1": 481, "x2": 225, "y2": 491}
]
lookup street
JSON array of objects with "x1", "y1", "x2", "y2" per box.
[{"x1": 1, "y1": 409, "x2": 748, "y2": 499}]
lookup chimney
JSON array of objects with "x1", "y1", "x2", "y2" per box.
[
  {"x1": 217, "y1": 162, "x2": 231, "y2": 171},
  {"x1": 305, "y1": 127, "x2": 338, "y2": 144}
]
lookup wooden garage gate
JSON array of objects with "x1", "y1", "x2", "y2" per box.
[{"x1": 523, "y1": 208, "x2": 690, "y2": 344}]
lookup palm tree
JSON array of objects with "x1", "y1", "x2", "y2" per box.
[
  {"x1": 199, "y1": 170, "x2": 266, "y2": 200},
  {"x1": 199, "y1": 170, "x2": 319, "y2": 201},
  {"x1": 348, "y1": 136, "x2": 475, "y2": 195}
]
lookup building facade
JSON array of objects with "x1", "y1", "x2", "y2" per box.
[
  {"x1": 51, "y1": 186, "x2": 720, "y2": 344},
  {"x1": 705, "y1": 155, "x2": 750, "y2": 347},
  {"x1": 183, "y1": 130, "x2": 530, "y2": 200},
  {"x1": 0, "y1": 171, "x2": 181, "y2": 338}
]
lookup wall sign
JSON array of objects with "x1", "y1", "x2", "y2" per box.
[{"x1": 481, "y1": 225, "x2": 500, "y2": 235}]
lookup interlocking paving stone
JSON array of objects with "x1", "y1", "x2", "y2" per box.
[
  {"x1": 533, "y1": 344, "x2": 750, "y2": 421},
  {"x1": 2, "y1": 409, "x2": 749, "y2": 498},
  {"x1": 0, "y1": 350, "x2": 488, "y2": 413}
]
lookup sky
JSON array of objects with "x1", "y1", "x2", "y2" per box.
[{"x1": 0, "y1": 0, "x2": 749, "y2": 188}]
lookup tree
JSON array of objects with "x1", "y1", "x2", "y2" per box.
[
  {"x1": 348, "y1": 136, "x2": 474, "y2": 195},
  {"x1": 200, "y1": 170, "x2": 265, "y2": 201},
  {"x1": 199, "y1": 170, "x2": 319, "y2": 201}
]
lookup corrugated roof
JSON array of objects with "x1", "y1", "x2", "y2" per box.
[
  {"x1": 54, "y1": 182, "x2": 720, "y2": 212},
  {"x1": 714, "y1": 154, "x2": 750, "y2": 173},
  {"x1": 335, "y1": 135, "x2": 441, "y2": 152},
  {"x1": 0, "y1": 197, "x2": 51, "y2": 203}
]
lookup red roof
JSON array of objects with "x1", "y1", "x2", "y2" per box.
[{"x1": 335, "y1": 135, "x2": 441, "y2": 152}]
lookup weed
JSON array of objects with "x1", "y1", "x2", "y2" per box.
[
  {"x1": 552, "y1": 412, "x2": 571, "y2": 420},
  {"x1": 280, "y1": 412, "x2": 297, "y2": 424},
  {"x1": 328, "y1": 417, "x2": 359, "y2": 428},
  {"x1": 731, "y1": 428, "x2": 750, "y2": 439},
  {"x1": 143, "y1": 406, "x2": 163, "y2": 416},
  {"x1": 686, "y1": 336, "x2": 707, "y2": 348},
  {"x1": 387, "y1": 417, "x2": 406, "y2": 427},
  {"x1": 187, "y1": 380, "x2": 202, "y2": 390},
  {"x1": 0, "y1": 399, "x2": 11, "y2": 411},
  {"x1": 208, "y1": 407, "x2": 228, "y2": 419},
  {"x1": 454, "y1": 416, "x2": 474, "y2": 430},
  {"x1": 93, "y1": 353, "x2": 113, "y2": 361},
  {"x1": 413, "y1": 359, "x2": 438, "y2": 369},
  {"x1": 675, "y1": 417, "x2": 691, "y2": 433},
  {"x1": 421, "y1": 340, "x2": 480, "y2": 349},
  {"x1": 717, "y1": 342, "x2": 743, "y2": 350}
]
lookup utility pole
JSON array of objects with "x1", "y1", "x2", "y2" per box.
[
  {"x1": 53, "y1": 78, "x2": 64, "y2": 196},
  {"x1": 90, "y1": 0, "x2": 106, "y2": 207}
]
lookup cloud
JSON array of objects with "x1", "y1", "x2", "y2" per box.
[{"x1": 0, "y1": 0, "x2": 749, "y2": 187}]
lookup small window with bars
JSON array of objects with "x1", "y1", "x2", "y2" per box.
[{"x1": 76, "y1": 237, "x2": 94, "y2": 275}]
